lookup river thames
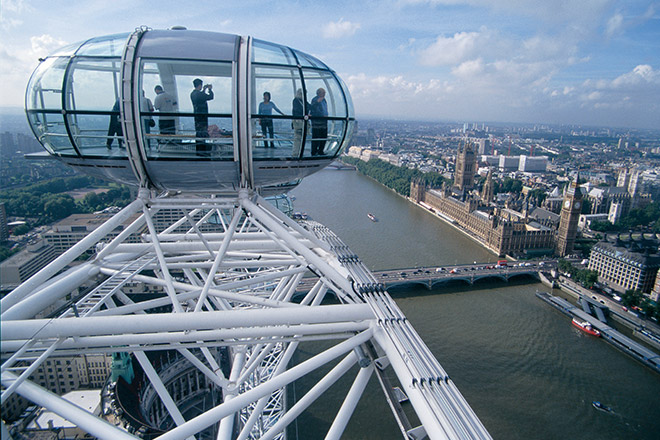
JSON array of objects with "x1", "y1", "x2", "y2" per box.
[{"x1": 288, "y1": 168, "x2": 660, "y2": 440}]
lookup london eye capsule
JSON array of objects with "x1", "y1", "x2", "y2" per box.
[{"x1": 25, "y1": 27, "x2": 356, "y2": 194}]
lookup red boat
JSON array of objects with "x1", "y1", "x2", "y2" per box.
[{"x1": 572, "y1": 318, "x2": 601, "y2": 337}]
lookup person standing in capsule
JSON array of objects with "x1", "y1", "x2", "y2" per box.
[
  {"x1": 154, "y1": 85, "x2": 177, "y2": 135},
  {"x1": 190, "y1": 78, "x2": 214, "y2": 155},
  {"x1": 106, "y1": 99, "x2": 122, "y2": 150},
  {"x1": 309, "y1": 88, "x2": 328, "y2": 156},
  {"x1": 291, "y1": 88, "x2": 306, "y2": 157},
  {"x1": 258, "y1": 91, "x2": 283, "y2": 148}
]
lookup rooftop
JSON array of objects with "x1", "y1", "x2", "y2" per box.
[
  {"x1": 592, "y1": 241, "x2": 660, "y2": 267},
  {"x1": 28, "y1": 389, "x2": 101, "y2": 430}
]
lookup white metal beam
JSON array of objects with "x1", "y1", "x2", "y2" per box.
[
  {"x1": 217, "y1": 348, "x2": 246, "y2": 439},
  {"x1": 1, "y1": 372, "x2": 136, "y2": 440},
  {"x1": 155, "y1": 329, "x2": 373, "y2": 440},
  {"x1": 2, "y1": 304, "x2": 373, "y2": 341},
  {"x1": 1, "y1": 198, "x2": 142, "y2": 315},
  {"x1": 134, "y1": 351, "x2": 195, "y2": 440},
  {"x1": 259, "y1": 352, "x2": 358, "y2": 440},
  {"x1": 325, "y1": 362, "x2": 375, "y2": 440},
  {"x1": 1, "y1": 322, "x2": 370, "y2": 354},
  {"x1": 195, "y1": 207, "x2": 243, "y2": 312},
  {"x1": 96, "y1": 269, "x2": 303, "y2": 309},
  {"x1": 1, "y1": 263, "x2": 99, "y2": 321}
]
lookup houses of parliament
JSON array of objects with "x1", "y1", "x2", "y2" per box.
[{"x1": 409, "y1": 141, "x2": 582, "y2": 258}]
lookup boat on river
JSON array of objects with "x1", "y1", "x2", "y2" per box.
[
  {"x1": 592, "y1": 401, "x2": 611, "y2": 412},
  {"x1": 367, "y1": 213, "x2": 377, "y2": 222},
  {"x1": 572, "y1": 318, "x2": 601, "y2": 337}
]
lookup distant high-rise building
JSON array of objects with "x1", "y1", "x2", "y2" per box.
[
  {"x1": 628, "y1": 169, "x2": 644, "y2": 199},
  {"x1": 0, "y1": 239, "x2": 58, "y2": 292},
  {"x1": 498, "y1": 155, "x2": 520, "y2": 171},
  {"x1": 651, "y1": 271, "x2": 660, "y2": 302},
  {"x1": 0, "y1": 202, "x2": 8, "y2": 242},
  {"x1": 44, "y1": 212, "x2": 144, "y2": 256},
  {"x1": 454, "y1": 142, "x2": 477, "y2": 191},
  {"x1": 617, "y1": 167, "x2": 631, "y2": 188},
  {"x1": 589, "y1": 240, "x2": 660, "y2": 294},
  {"x1": 556, "y1": 177, "x2": 583, "y2": 257},
  {"x1": 367, "y1": 128, "x2": 376, "y2": 145},
  {"x1": 473, "y1": 138, "x2": 490, "y2": 155},
  {"x1": 618, "y1": 167, "x2": 646, "y2": 209},
  {"x1": 481, "y1": 168, "x2": 494, "y2": 204},
  {"x1": 518, "y1": 155, "x2": 547, "y2": 173},
  {"x1": 608, "y1": 200, "x2": 625, "y2": 224},
  {"x1": 0, "y1": 132, "x2": 16, "y2": 157}
]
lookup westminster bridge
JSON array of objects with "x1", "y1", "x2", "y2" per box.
[{"x1": 298, "y1": 260, "x2": 558, "y2": 292}]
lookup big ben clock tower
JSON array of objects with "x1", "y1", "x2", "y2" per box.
[{"x1": 556, "y1": 176, "x2": 583, "y2": 257}]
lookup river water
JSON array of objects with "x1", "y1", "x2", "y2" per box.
[{"x1": 288, "y1": 169, "x2": 660, "y2": 440}]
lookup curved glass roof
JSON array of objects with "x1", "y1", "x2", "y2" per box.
[{"x1": 25, "y1": 28, "x2": 356, "y2": 194}]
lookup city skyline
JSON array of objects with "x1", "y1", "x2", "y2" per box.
[{"x1": 1, "y1": 0, "x2": 659, "y2": 129}]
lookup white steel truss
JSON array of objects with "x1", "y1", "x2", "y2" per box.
[{"x1": 1, "y1": 189, "x2": 491, "y2": 440}]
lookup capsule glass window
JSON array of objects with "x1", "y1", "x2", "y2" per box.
[
  {"x1": 303, "y1": 69, "x2": 347, "y2": 118},
  {"x1": 251, "y1": 65, "x2": 304, "y2": 159},
  {"x1": 335, "y1": 74, "x2": 355, "y2": 118},
  {"x1": 66, "y1": 59, "x2": 121, "y2": 112},
  {"x1": 65, "y1": 58, "x2": 126, "y2": 157},
  {"x1": 28, "y1": 111, "x2": 73, "y2": 155},
  {"x1": 292, "y1": 49, "x2": 329, "y2": 69},
  {"x1": 139, "y1": 59, "x2": 234, "y2": 160},
  {"x1": 26, "y1": 57, "x2": 76, "y2": 155},
  {"x1": 75, "y1": 33, "x2": 128, "y2": 57},
  {"x1": 252, "y1": 39, "x2": 297, "y2": 66},
  {"x1": 27, "y1": 57, "x2": 68, "y2": 111}
]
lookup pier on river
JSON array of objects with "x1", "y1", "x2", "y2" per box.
[{"x1": 537, "y1": 291, "x2": 660, "y2": 374}]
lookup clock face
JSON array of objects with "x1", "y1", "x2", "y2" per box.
[
  {"x1": 574, "y1": 201, "x2": 581, "y2": 209},
  {"x1": 564, "y1": 200, "x2": 571, "y2": 208}
]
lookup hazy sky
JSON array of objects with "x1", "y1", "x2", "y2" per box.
[{"x1": 1, "y1": 0, "x2": 658, "y2": 129}]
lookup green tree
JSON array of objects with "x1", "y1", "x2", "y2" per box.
[
  {"x1": 621, "y1": 289, "x2": 644, "y2": 308},
  {"x1": 341, "y1": 157, "x2": 447, "y2": 197},
  {"x1": 576, "y1": 269, "x2": 599, "y2": 289},
  {"x1": 44, "y1": 194, "x2": 76, "y2": 220},
  {"x1": 615, "y1": 202, "x2": 660, "y2": 231},
  {"x1": 495, "y1": 177, "x2": 523, "y2": 194},
  {"x1": 528, "y1": 188, "x2": 547, "y2": 206},
  {"x1": 82, "y1": 192, "x2": 102, "y2": 212},
  {"x1": 12, "y1": 224, "x2": 30, "y2": 236},
  {"x1": 639, "y1": 298, "x2": 657, "y2": 319},
  {"x1": 558, "y1": 259, "x2": 573, "y2": 274},
  {"x1": 589, "y1": 220, "x2": 615, "y2": 232},
  {"x1": 0, "y1": 245, "x2": 18, "y2": 262}
]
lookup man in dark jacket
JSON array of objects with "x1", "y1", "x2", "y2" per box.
[
  {"x1": 190, "y1": 78, "x2": 214, "y2": 154},
  {"x1": 309, "y1": 88, "x2": 328, "y2": 156}
]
